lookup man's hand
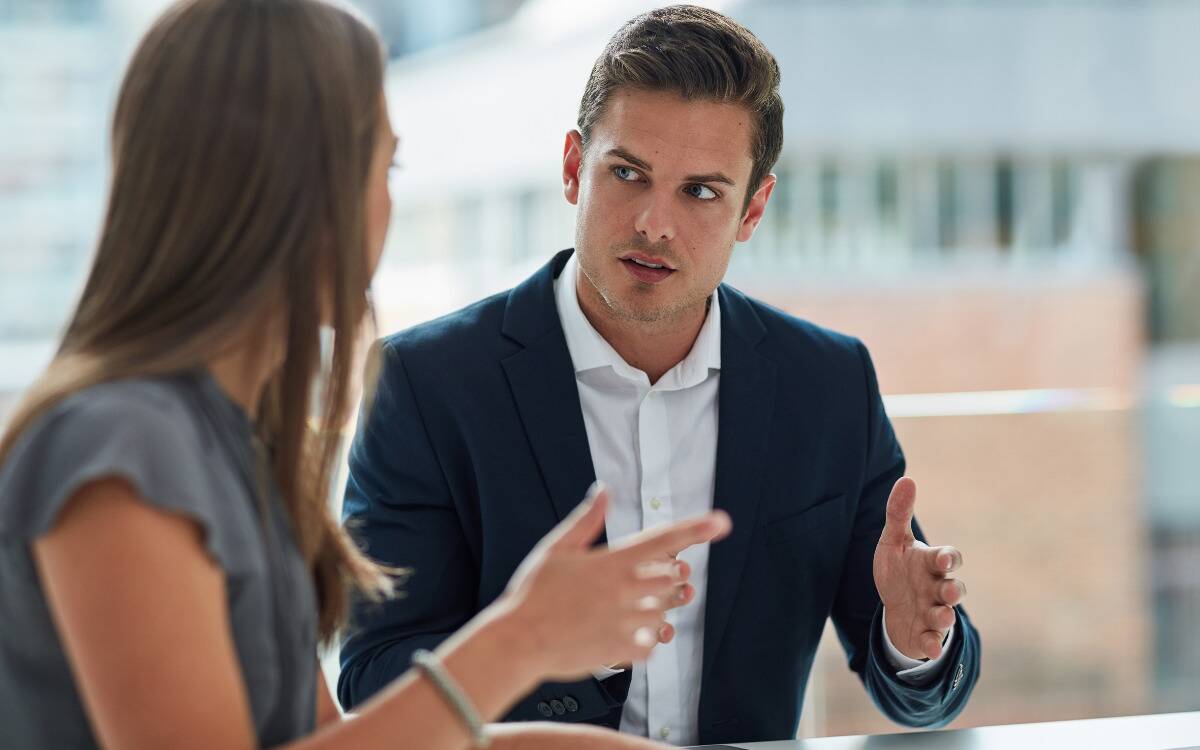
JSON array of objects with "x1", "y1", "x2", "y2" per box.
[{"x1": 872, "y1": 477, "x2": 966, "y2": 661}]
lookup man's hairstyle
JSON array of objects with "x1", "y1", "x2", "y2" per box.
[{"x1": 577, "y1": 4, "x2": 785, "y2": 210}]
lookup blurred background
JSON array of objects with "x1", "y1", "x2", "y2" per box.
[{"x1": 3, "y1": 0, "x2": 1200, "y2": 740}]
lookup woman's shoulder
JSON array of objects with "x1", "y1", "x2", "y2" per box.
[
  {"x1": 56, "y1": 372, "x2": 212, "y2": 430},
  {"x1": 0, "y1": 372, "x2": 232, "y2": 543}
]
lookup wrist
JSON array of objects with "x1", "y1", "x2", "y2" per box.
[
  {"x1": 881, "y1": 607, "x2": 925, "y2": 662},
  {"x1": 428, "y1": 600, "x2": 548, "y2": 725},
  {"x1": 472, "y1": 598, "x2": 548, "y2": 691}
]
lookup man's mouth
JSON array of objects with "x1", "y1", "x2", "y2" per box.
[
  {"x1": 619, "y1": 253, "x2": 675, "y2": 284},
  {"x1": 628, "y1": 257, "x2": 666, "y2": 269}
]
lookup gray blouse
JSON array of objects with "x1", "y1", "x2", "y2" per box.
[{"x1": 0, "y1": 371, "x2": 317, "y2": 748}]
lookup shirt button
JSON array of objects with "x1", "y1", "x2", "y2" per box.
[
  {"x1": 659, "y1": 727, "x2": 671, "y2": 739},
  {"x1": 649, "y1": 497, "x2": 662, "y2": 510}
]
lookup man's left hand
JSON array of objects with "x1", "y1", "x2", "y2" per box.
[{"x1": 872, "y1": 477, "x2": 966, "y2": 661}]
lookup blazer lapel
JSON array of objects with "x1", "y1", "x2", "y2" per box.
[
  {"x1": 702, "y1": 285, "x2": 777, "y2": 683},
  {"x1": 500, "y1": 250, "x2": 601, "y2": 528}
]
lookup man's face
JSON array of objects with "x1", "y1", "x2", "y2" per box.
[{"x1": 563, "y1": 88, "x2": 775, "y2": 325}]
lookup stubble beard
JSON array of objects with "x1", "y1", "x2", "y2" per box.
[{"x1": 577, "y1": 243, "x2": 714, "y2": 329}]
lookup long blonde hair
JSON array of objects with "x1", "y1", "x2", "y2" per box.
[{"x1": 0, "y1": 0, "x2": 391, "y2": 641}]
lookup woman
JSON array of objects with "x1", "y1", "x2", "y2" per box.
[{"x1": 0, "y1": 1, "x2": 730, "y2": 748}]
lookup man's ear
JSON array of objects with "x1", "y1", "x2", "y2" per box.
[
  {"x1": 736, "y1": 173, "x2": 777, "y2": 243},
  {"x1": 563, "y1": 130, "x2": 584, "y2": 205}
]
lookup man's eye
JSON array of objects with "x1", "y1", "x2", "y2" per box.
[
  {"x1": 686, "y1": 184, "x2": 718, "y2": 200},
  {"x1": 614, "y1": 166, "x2": 640, "y2": 182}
]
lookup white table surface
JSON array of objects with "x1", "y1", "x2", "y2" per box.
[{"x1": 691, "y1": 711, "x2": 1200, "y2": 750}]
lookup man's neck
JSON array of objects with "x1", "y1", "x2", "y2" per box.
[{"x1": 575, "y1": 271, "x2": 708, "y2": 385}]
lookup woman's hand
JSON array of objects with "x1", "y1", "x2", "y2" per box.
[
  {"x1": 494, "y1": 483, "x2": 731, "y2": 682},
  {"x1": 486, "y1": 721, "x2": 670, "y2": 749}
]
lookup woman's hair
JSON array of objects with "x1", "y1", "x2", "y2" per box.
[{"x1": 0, "y1": 0, "x2": 391, "y2": 641}]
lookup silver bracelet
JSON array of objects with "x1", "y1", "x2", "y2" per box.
[{"x1": 412, "y1": 649, "x2": 491, "y2": 749}]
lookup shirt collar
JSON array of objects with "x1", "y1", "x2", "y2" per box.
[{"x1": 553, "y1": 251, "x2": 721, "y2": 389}]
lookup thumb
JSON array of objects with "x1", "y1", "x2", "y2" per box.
[
  {"x1": 880, "y1": 477, "x2": 917, "y2": 545},
  {"x1": 549, "y1": 481, "x2": 610, "y2": 551}
]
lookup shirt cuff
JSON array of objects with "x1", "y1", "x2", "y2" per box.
[
  {"x1": 591, "y1": 665, "x2": 625, "y2": 681},
  {"x1": 881, "y1": 607, "x2": 955, "y2": 684}
]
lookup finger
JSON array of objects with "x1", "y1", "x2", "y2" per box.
[
  {"x1": 633, "y1": 626, "x2": 657, "y2": 649},
  {"x1": 928, "y1": 546, "x2": 963, "y2": 574},
  {"x1": 634, "y1": 559, "x2": 690, "y2": 585},
  {"x1": 634, "y1": 561, "x2": 678, "y2": 582},
  {"x1": 626, "y1": 572, "x2": 681, "y2": 602},
  {"x1": 879, "y1": 477, "x2": 917, "y2": 546},
  {"x1": 612, "y1": 511, "x2": 732, "y2": 562},
  {"x1": 937, "y1": 578, "x2": 966, "y2": 607},
  {"x1": 625, "y1": 610, "x2": 671, "y2": 638},
  {"x1": 623, "y1": 644, "x2": 656, "y2": 665},
  {"x1": 674, "y1": 559, "x2": 690, "y2": 583},
  {"x1": 611, "y1": 619, "x2": 666, "y2": 664},
  {"x1": 549, "y1": 482, "x2": 610, "y2": 551},
  {"x1": 926, "y1": 604, "x2": 956, "y2": 632},
  {"x1": 635, "y1": 594, "x2": 664, "y2": 611},
  {"x1": 658, "y1": 621, "x2": 675, "y2": 644},
  {"x1": 625, "y1": 576, "x2": 695, "y2": 611},
  {"x1": 667, "y1": 583, "x2": 695, "y2": 609},
  {"x1": 920, "y1": 630, "x2": 944, "y2": 660}
]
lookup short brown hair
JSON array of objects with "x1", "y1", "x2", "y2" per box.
[{"x1": 577, "y1": 5, "x2": 784, "y2": 209}]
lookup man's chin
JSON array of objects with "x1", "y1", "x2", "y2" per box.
[{"x1": 607, "y1": 296, "x2": 688, "y2": 325}]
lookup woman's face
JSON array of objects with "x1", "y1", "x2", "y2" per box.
[{"x1": 365, "y1": 93, "x2": 398, "y2": 280}]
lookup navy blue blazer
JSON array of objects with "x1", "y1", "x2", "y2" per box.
[{"x1": 338, "y1": 250, "x2": 979, "y2": 743}]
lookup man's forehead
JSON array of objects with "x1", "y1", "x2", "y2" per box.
[{"x1": 590, "y1": 89, "x2": 755, "y2": 178}]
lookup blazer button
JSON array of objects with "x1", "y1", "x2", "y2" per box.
[
  {"x1": 537, "y1": 701, "x2": 554, "y2": 718},
  {"x1": 550, "y1": 699, "x2": 567, "y2": 716},
  {"x1": 563, "y1": 695, "x2": 579, "y2": 713}
]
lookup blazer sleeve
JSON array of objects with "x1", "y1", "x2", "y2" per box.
[
  {"x1": 337, "y1": 340, "x2": 480, "y2": 709},
  {"x1": 336, "y1": 340, "x2": 627, "y2": 725},
  {"x1": 829, "y1": 341, "x2": 980, "y2": 728}
]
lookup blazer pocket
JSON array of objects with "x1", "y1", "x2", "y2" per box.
[{"x1": 765, "y1": 492, "x2": 847, "y2": 547}]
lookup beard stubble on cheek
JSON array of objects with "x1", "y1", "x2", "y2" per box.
[{"x1": 579, "y1": 237, "x2": 700, "y2": 325}]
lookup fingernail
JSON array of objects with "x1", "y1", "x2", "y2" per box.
[
  {"x1": 633, "y1": 627, "x2": 656, "y2": 647},
  {"x1": 675, "y1": 589, "x2": 688, "y2": 602}
]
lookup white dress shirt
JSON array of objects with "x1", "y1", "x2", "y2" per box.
[{"x1": 553, "y1": 253, "x2": 952, "y2": 746}]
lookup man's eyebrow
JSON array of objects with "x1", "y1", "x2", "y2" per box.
[
  {"x1": 685, "y1": 171, "x2": 736, "y2": 186},
  {"x1": 606, "y1": 147, "x2": 652, "y2": 172}
]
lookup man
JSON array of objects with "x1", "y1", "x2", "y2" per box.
[{"x1": 339, "y1": 6, "x2": 979, "y2": 745}]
